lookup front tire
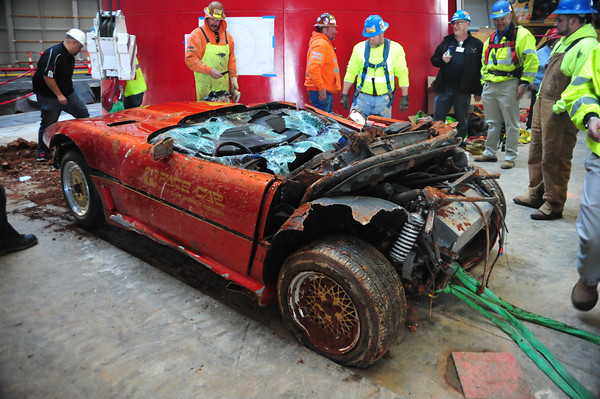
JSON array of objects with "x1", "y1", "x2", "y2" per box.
[
  {"x1": 60, "y1": 150, "x2": 103, "y2": 226},
  {"x1": 277, "y1": 235, "x2": 406, "y2": 368}
]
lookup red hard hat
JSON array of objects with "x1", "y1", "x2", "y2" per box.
[{"x1": 545, "y1": 28, "x2": 562, "y2": 41}]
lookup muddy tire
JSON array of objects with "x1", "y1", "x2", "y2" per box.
[
  {"x1": 60, "y1": 150, "x2": 103, "y2": 227},
  {"x1": 277, "y1": 235, "x2": 406, "y2": 368}
]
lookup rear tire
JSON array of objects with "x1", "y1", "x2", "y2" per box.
[
  {"x1": 60, "y1": 150, "x2": 103, "y2": 227},
  {"x1": 277, "y1": 235, "x2": 406, "y2": 368}
]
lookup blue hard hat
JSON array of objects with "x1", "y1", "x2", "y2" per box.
[
  {"x1": 451, "y1": 10, "x2": 472, "y2": 23},
  {"x1": 553, "y1": 0, "x2": 597, "y2": 14},
  {"x1": 490, "y1": 0, "x2": 513, "y2": 19},
  {"x1": 362, "y1": 15, "x2": 389, "y2": 38}
]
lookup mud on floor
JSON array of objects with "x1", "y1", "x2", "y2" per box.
[{"x1": 1, "y1": 138, "x2": 68, "y2": 221}]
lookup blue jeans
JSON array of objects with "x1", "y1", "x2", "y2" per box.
[
  {"x1": 353, "y1": 92, "x2": 392, "y2": 118},
  {"x1": 37, "y1": 91, "x2": 89, "y2": 155},
  {"x1": 433, "y1": 88, "x2": 471, "y2": 139},
  {"x1": 308, "y1": 90, "x2": 333, "y2": 113}
]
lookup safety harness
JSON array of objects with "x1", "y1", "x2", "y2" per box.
[
  {"x1": 484, "y1": 26, "x2": 523, "y2": 78},
  {"x1": 558, "y1": 36, "x2": 588, "y2": 57},
  {"x1": 199, "y1": 26, "x2": 229, "y2": 45},
  {"x1": 355, "y1": 38, "x2": 393, "y2": 107}
]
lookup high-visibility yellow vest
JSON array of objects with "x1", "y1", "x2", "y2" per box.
[
  {"x1": 562, "y1": 44, "x2": 600, "y2": 156},
  {"x1": 481, "y1": 24, "x2": 538, "y2": 84},
  {"x1": 343, "y1": 39, "x2": 409, "y2": 96},
  {"x1": 124, "y1": 57, "x2": 147, "y2": 97}
]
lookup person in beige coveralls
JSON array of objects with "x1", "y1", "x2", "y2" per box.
[{"x1": 513, "y1": 0, "x2": 598, "y2": 220}]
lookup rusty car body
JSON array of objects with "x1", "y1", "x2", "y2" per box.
[{"x1": 45, "y1": 101, "x2": 506, "y2": 368}]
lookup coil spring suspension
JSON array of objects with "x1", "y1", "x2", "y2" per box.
[{"x1": 389, "y1": 212, "x2": 425, "y2": 264}]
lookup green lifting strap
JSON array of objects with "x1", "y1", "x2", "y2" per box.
[
  {"x1": 439, "y1": 264, "x2": 599, "y2": 399},
  {"x1": 354, "y1": 38, "x2": 393, "y2": 107}
]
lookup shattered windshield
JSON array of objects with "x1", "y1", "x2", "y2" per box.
[{"x1": 150, "y1": 108, "x2": 346, "y2": 175}]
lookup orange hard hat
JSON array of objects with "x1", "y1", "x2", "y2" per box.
[{"x1": 205, "y1": 1, "x2": 225, "y2": 20}]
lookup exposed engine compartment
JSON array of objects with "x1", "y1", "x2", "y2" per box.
[{"x1": 148, "y1": 102, "x2": 506, "y2": 297}]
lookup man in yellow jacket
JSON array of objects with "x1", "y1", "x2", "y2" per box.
[
  {"x1": 185, "y1": 1, "x2": 240, "y2": 102},
  {"x1": 340, "y1": 15, "x2": 409, "y2": 119},
  {"x1": 560, "y1": 43, "x2": 600, "y2": 311},
  {"x1": 514, "y1": 0, "x2": 598, "y2": 220},
  {"x1": 123, "y1": 57, "x2": 147, "y2": 109},
  {"x1": 474, "y1": 0, "x2": 538, "y2": 169},
  {"x1": 304, "y1": 13, "x2": 341, "y2": 112}
]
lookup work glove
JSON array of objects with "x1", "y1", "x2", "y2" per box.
[
  {"x1": 230, "y1": 77, "x2": 241, "y2": 102},
  {"x1": 231, "y1": 76, "x2": 239, "y2": 91},
  {"x1": 399, "y1": 95, "x2": 409, "y2": 112},
  {"x1": 516, "y1": 83, "x2": 527, "y2": 100},
  {"x1": 340, "y1": 93, "x2": 350, "y2": 110}
]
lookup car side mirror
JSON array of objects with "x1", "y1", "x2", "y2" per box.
[{"x1": 150, "y1": 137, "x2": 174, "y2": 161}]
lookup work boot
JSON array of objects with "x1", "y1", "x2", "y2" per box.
[
  {"x1": 0, "y1": 233, "x2": 38, "y2": 257},
  {"x1": 37, "y1": 150, "x2": 50, "y2": 162},
  {"x1": 571, "y1": 278, "x2": 598, "y2": 311},
  {"x1": 530, "y1": 202, "x2": 562, "y2": 220},
  {"x1": 513, "y1": 194, "x2": 543, "y2": 209},
  {"x1": 500, "y1": 160, "x2": 515, "y2": 169},
  {"x1": 473, "y1": 154, "x2": 497, "y2": 162}
]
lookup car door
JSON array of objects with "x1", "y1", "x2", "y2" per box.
[{"x1": 112, "y1": 143, "x2": 277, "y2": 281}]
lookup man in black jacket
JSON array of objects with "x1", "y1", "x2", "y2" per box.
[
  {"x1": 33, "y1": 28, "x2": 89, "y2": 161},
  {"x1": 431, "y1": 10, "x2": 483, "y2": 142}
]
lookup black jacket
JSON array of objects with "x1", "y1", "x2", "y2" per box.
[
  {"x1": 33, "y1": 42, "x2": 75, "y2": 98},
  {"x1": 431, "y1": 32, "x2": 483, "y2": 95}
]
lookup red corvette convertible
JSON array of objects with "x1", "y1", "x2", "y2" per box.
[{"x1": 44, "y1": 101, "x2": 506, "y2": 367}]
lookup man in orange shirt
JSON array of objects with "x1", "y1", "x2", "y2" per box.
[
  {"x1": 304, "y1": 13, "x2": 341, "y2": 112},
  {"x1": 185, "y1": 1, "x2": 240, "y2": 102}
]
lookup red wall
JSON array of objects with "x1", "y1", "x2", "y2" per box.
[{"x1": 110, "y1": 0, "x2": 450, "y2": 119}]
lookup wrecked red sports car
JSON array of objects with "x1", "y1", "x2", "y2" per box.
[{"x1": 45, "y1": 101, "x2": 506, "y2": 368}]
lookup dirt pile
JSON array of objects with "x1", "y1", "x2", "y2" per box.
[{"x1": 0, "y1": 139, "x2": 66, "y2": 216}]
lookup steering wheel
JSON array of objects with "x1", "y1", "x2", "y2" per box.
[{"x1": 212, "y1": 141, "x2": 253, "y2": 157}]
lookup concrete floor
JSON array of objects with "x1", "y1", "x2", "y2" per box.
[{"x1": 0, "y1": 108, "x2": 599, "y2": 398}]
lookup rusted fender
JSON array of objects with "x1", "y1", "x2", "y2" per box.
[{"x1": 276, "y1": 196, "x2": 409, "y2": 235}]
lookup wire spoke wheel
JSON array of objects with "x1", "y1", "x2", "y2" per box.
[
  {"x1": 278, "y1": 235, "x2": 406, "y2": 368},
  {"x1": 62, "y1": 160, "x2": 90, "y2": 217},
  {"x1": 60, "y1": 150, "x2": 103, "y2": 226},
  {"x1": 289, "y1": 271, "x2": 359, "y2": 354}
]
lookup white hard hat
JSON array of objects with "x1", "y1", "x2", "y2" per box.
[{"x1": 66, "y1": 28, "x2": 86, "y2": 45}]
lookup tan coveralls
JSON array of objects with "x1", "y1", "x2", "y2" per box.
[{"x1": 527, "y1": 51, "x2": 579, "y2": 212}]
